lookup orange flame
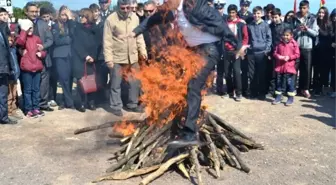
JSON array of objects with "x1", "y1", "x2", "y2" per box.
[{"x1": 113, "y1": 121, "x2": 136, "y2": 137}]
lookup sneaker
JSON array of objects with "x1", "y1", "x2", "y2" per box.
[
  {"x1": 26, "y1": 111, "x2": 38, "y2": 118},
  {"x1": 33, "y1": 109, "x2": 45, "y2": 117},
  {"x1": 272, "y1": 94, "x2": 282, "y2": 105},
  {"x1": 9, "y1": 112, "x2": 23, "y2": 120},
  {"x1": 301, "y1": 90, "x2": 311, "y2": 98},
  {"x1": 107, "y1": 108, "x2": 123, "y2": 117},
  {"x1": 48, "y1": 100, "x2": 57, "y2": 107},
  {"x1": 285, "y1": 96, "x2": 294, "y2": 106},
  {"x1": 235, "y1": 95, "x2": 243, "y2": 102},
  {"x1": 221, "y1": 93, "x2": 229, "y2": 98},
  {"x1": 126, "y1": 106, "x2": 144, "y2": 113},
  {"x1": 330, "y1": 92, "x2": 336, "y2": 98}
]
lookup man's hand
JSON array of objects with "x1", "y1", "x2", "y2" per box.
[
  {"x1": 37, "y1": 44, "x2": 44, "y2": 51},
  {"x1": 278, "y1": 55, "x2": 285, "y2": 60},
  {"x1": 85, "y1": 56, "x2": 94, "y2": 62},
  {"x1": 65, "y1": 8, "x2": 73, "y2": 20},
  {"x1": 235, "y1": 45, "x2": 249, "y2": 59},
  {"x1": 36, "y1": 52, "x2": 42, "y2": 58},
  {"x1": 284, "y1": 56, "x2": 290, "y2": 61},
  {"x1": 106, "y1": 61, "x2": 114, "y2": 69},
  {"x1": 140, "y1": 54, "x2": 147, "y2": 61}
]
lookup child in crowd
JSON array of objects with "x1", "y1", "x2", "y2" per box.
[
  {"x1": 247, "y1": 6, "x2": 272, "y2": 100},
  {"x1": 16, "y1": 20, "x2": 46, "y2": 118},
  {"x1": 273, "y1": 29, "x2": 300, "y2": 106}
]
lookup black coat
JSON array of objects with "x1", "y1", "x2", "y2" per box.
[
  {"x1": 51, "y1": 21, "x2": 72, "y2": 58},
  {"x1": 94, "y1": 21, "x2": 104, "y2": 62},
  {"x1": 70, "y1": 22, "x2": 98, "y2": 79},
  {"x1": 0, "y1": 22, "x2": 11, "y2": 74}
]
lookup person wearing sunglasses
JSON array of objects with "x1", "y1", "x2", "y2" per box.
[
  {"x1": 294, "y1": 0, "x2": 319, "y2": 99},
  {"x1": 103, "y1": 0, "x2": 147, "y2": 117}
]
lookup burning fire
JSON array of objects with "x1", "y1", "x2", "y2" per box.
[{"x1": 113, "y1": 121, "x2": 136, "y2": 137}]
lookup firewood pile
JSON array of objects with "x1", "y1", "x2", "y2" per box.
[{"x1": 74, "y1": 111, "x2": 264, "y2": 185}]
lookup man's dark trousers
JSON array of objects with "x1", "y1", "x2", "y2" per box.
[
  {"x1": 185, "y1": 43, "x2": 220, "y2": 133},
  {"x1": 39, "y1": 66, "x2": 50, "y2": 109},
  {"x1": 0, "y1": 74, "x2": 9, "y2": 123},
  {"x1": 55, "y1": 57, "x2": 74, "y2": 107},
  {"x1": 248, "y1": 53, "x2": 267, "y2": 97},
  {"x1": 298, "y1": 49, "x2": 312, "y2": 91}
]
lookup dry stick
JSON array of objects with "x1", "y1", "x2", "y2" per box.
[
  {"x1": 204, "y1": 131, "x2": 221, "y2": 178},
  {"x1": 74, "y1": 120, "x2": 142, "y2": 135},
  {"x1": 123, "y1": 154, "x2": 138, "y2": 171},
  {"x1": 125, "y1": 128, "x2": 140, "y2": 156},
  {"x1": 222, "y1": 147, "x2": 237, "y2": 167},
  {"x1": 106, "y1": 122, "x2": 172, "y2": 173},
  {"x1": 208, "y1": 116, "x2": 250, "y2": 173},
  {"x1": 226, "y1": 133, "x2": 264, "y2": 149},
  {"x1": 92, "y1": 165, "x2": 160, "y2": 182},
  {"x1": 207, "y1": 112, "x2": 255, "y2": 142},
  {"x1": 134, "y1": 138, "x2": 161, "y2": 170},
  {"x1": 190, "y1": 147, "x2": 203, "y2": 185},
  {"x1": 133, "y1": 124, "x2": 156, "y2": 149},
  {"x1": 177, "y1": 162, "x2": 191, "y2": 180},
  {"x1": 215, "y1": 148, "x2": 226, "y2": 169},
  {"x1": 139, "y1": 153, "x2": 189, "y2": 185}
]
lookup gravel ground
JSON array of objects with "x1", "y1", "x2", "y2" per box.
[{"x1": 0, "y1": 95, "x2": 335, "y2": 185}]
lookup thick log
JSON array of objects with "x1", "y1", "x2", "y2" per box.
[
  {"x1": 208, "y1": 116, "x2": 250, "y2": 173},
  {"x1": 123, "y1": 154, "x2": 138, "y2": 171},
  {"x1": 222, "y1": 147, "x2": 236, "y2": 167},
  {"x1": 106, "y1": 122, "x2": 172, "y2": 173},
  {"x1": 92, "y1": 165, "x2": 160, "y2": 182},
  {"x1": 139, "y1": 153, "x2": 189, "y2": 185},
  {"x1": 216, "y1": 148, "x2": 226, "y2": 169},
  {"x1": 204, "y1": 132, "x2": 220, "y2": 178},
  {"x1": 207, "y1": 112, "x2": 255, "y2": 142},
  {"x1": 190, "y1": 147, "x2": 203, "y2": 185},
  {"x1": 74, "y1": 119, "x2": 142, "y2": 135},
  {"x1": 134, "y1": 138, "x2": 161, "y2": 170}
]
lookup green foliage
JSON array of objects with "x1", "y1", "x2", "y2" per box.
[
  {"x1": 34, "y1": 1, "x2": 56, "y2": 13},
  {"x1": 13, "y1": 7, "x2": 25, "y2": 19}
]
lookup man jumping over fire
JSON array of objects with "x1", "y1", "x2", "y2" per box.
[{"x1": 111, "y1": 0, "x2": 247, "y2": 145}]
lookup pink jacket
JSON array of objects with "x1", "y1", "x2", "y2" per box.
[{"x1": 273, "y1": 39, "x2": 300, "y2": 74}]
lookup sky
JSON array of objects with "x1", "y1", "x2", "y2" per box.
[{"x1": 11, "y1": 0, "x2": 336, "y2": 13}]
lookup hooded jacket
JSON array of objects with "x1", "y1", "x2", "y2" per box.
[
  {"x1": 294, "y1": 12, "x2": 319, "y2": 49},
  {"x1": 16, "y1": 30, "x2": 46, "y2": 72},
  {"x1": 273, "y1": 38, "x2": 300, "y2": 74},
  {"x1": 247, "y1": 19, "x2": 272, "y2": 54}
]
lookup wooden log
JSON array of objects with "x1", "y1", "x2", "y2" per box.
[
  {"x1": 222, "y1": 147, "x2": 236, "y2": 167},
  {"x1": 123, "y1": 154, "x2": 138, "y2": 171},
  {"x1": 207, "y1": 112, "x2": 255, "y2": 142},
  {"x1": 177, "y1": 162, "x2": 190, "y2": 180},
  {"x1": 74, "y1": 119, "x2": 142, "y2": 135},
  {"x1": 227, "y1": 133, "x2": 264, "y2": 150},
  {"x1": 133, "y1": 124, "x2": 156, "y2": 149},
  {"x1": 134, "y1": 138, "x2": 161, "y2": 170},
  {"x1": 190, "y1": 147, "x2": 203, "y2": 185},
  {"x1": 139, "y1": 153, "x2": 189, "y2": 185},
  {"x1": 208, "y1": 116, "x2": 250, "y2": 173},
  {"x1": 92, "y1": 165, "x2": 160, "y2": 182},
  {"x1": 216, "y1": 148, "x2": 226, "y2": 169},
  {"x1": 106, "y1": 122, "x2": 172, "y2": 173},
  {"x1": 125, "y1": 128, "x2": 140, "y2": 156},
  {"x1": 108, "y1": 132, "x2": 124, "y2": 138},
  {"x1": 204, "y1": 132, "x2": 220, "y2": 178}
]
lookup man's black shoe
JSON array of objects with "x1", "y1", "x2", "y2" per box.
[
  {"x1": 58, "y1": 105, "x2": 65, "y2": 110},
  {"x1": 76, "y1": 105, "x2": 86, "y2": 113},
  {"x1": 40, "y1": 107, "x2": 54, "y2": 112},
  {"x1": 168, "y1": 132, "x2": 200, "y2": 149},
  {"x1": 1, "y1": 119, "x2": 18, "y2": 125},
  {"x1": 88, "y1": 103, "x2": 96, "y2": 111},
  {"x1": 126, "y1": 106, "x2": 144, "y2": 113},
  {"x1": 107, "y1": 108, "x2": 123, "y2": 117}
]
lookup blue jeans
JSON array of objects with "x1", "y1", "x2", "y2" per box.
[
  {"x1": 275, "y1": 73, "x2": 295, "y2": 96},
  {"x1": 21, "y1": 72, "x2": 41, "y2": 113}
]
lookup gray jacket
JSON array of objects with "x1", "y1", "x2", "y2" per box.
[
  {"x1": 247, "y1": 20, "x2": 272, "y2": 54},
  {"x1": 294, "y1": 12, "x2": 319, "y2": 49},
  {"x1": 34, "y1": 19, "x2": 54, "y2": 67},
  {"x1": 51, "y1": 21, "x2": 71, "y2": 58}
]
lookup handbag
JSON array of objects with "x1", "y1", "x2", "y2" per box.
[{"x1": 79, "y1": 62, "x2": 98, "y2": 94}]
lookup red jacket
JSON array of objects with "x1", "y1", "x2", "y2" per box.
[
  {"x1": 273, "y1": 39, "x2": 300, "y2": 74},
  {"x1": 16, "y1": 30, "x2": 46, "y2": 72},
  {"x1": 224, "y1": 18, "x2": 248, "y2": 51}
]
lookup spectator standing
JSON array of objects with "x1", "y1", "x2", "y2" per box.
[
  {"x1": 247, "y1": 6, "x2": 272, "y2": 100},
  {"x1": 40, "y1": 7, "x2": 57, "y2": 108},
  {"x1": 312, "y1": 7, "x2": 333, "y2": 96},
  {"x1": 329, "y1": 8, "x2": 336, "y2": 98},
  {"x1": 51, "y1": 6, "x2": 75, "y2": 110},
  {"x1": 238, "y1": 0, "x2": 253, "y2": 24},
  {"x1": 16, "y1": 19, "x2": 46, "y2": 118},
  {"x1": 104, "y1": 0, "x2": 147, "y2": 117},
  {"x1": 223, "y1": 4, "x2": 249, "y2": 101},
  {"x1": 136, "y1": 3, "x2": 145, "y2": 22},
  {"x1": 99, "y1": 0, "x2": 112, "y2": 22},
  {"x1": 24, "y1": 2, "x2": 54, "y2": 112},
  {"x1": 294, "y1": 0, "x2": 319, "y2": 98},
  {"x1": 262, "y1": 4, "x2": 275, "y2": 24},
  {"x1": 267, "y1": 8, "x2": 289, "y2": 97},
  {"x1": 0, "y1": 8, "x2": 17, "y2": 124},
  {"x1": 214, "y1": 0, "x2": 227, "y2": 19},
  {"x1": 284, "y1": 11, "x2": 299, "y2": 31},
  {"x1": 272, "y1": 29, "x2": 300, "y2": 105},
  {"x1": 71, "y1": 8, "x2": 98, "y2": 112}
]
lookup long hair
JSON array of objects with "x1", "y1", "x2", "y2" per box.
[
  {"x1": 284, "y1": 10, "x2": 295, "y2": 23},
  {"x1": 317, "y1": 6, "x2": 329, "y2": 30},
  {"x1": 57, "y1": 5, "x2": 68, "y2": 35}
]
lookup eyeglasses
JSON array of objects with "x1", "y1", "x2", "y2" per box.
[
  {"x1": 144, "y1": 9, "x2": 154, "y2": 13},
  {"x1": 120, "y1": 6, "x2": 131, "y2": 10}
]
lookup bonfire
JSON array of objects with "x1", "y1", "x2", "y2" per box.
[{"x1": 74, "y1": 26, "x2": 264, "y2": 185}]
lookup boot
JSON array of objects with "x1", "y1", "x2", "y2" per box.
[
  {"x1": 272, "y1": 94, "x2": 282, "y2": 105},
  {"x1": 286, "y1": 96, "x2": 294, "y2": 106}
]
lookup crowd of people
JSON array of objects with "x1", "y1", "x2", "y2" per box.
[{"x1": 0, "y1": 0, "x2": 335, "y2": 126}]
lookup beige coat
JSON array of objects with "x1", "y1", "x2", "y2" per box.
[{"x1": 103, "y1": 12, "x2": 147, "y2": 65}]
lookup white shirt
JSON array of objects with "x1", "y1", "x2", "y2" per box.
[{"x1": 176, "y1": 0, "x2": 220, "y2": 47}]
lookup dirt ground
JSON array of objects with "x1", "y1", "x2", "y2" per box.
[{"x1": 0, "y1": 95, "x2": 335, "y2": 185}]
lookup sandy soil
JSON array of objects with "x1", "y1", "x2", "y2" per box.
[{"x1": 0, "y1": 95, "x2": 335, "y2": 185}]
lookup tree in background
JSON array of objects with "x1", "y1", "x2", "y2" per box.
[
  {"x1": 13, "y1": 7, "x2": 25, "y2": 19},
  {"x1": 34, "y1": 1, "x2": 56, "y2": 13}
]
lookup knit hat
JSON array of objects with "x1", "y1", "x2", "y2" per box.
[{"x1": 18, "y1": 19, "x2": 34, "y2": 31}]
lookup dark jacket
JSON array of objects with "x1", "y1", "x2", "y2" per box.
[
  {"x1": 51, "y1": 21, "x2": 72, "y2": 58},
  {"x1": 238, "y1": 10, "x2": 253, "y2": 25},
  {"x1": 270, "y1": 21, "x2": 290, "y2": 50},
  {"x1": 133, "y1": 0, "x2": 237, "y2": 48},
  {"x1": 247, "y1": 20, "x2": 272, "y2": 54},
  {"x1": 9, "y1": 47, "x2": 20, "y2": 81},
  {"x1": 32, "y1": 19, "x2": 54, "y2": 67},
  {"x1": 0, "y1": 22, "x2": 11, "y2": 74},
  {"x1": 224, "y1": 18, "x2": 248, "y2": 51},
  {"x1": 70, "y1": 22, "x2": 98, "y2": 79},
  {"x1": 94, "y1": 21, "x2": 105, "y2": 61},
  {"x1": 16, "y1": 30, "x2": 46, "y2": 72},
  {"x1": 316, "y1": 21, "x2": 333, "y2": 49}
]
